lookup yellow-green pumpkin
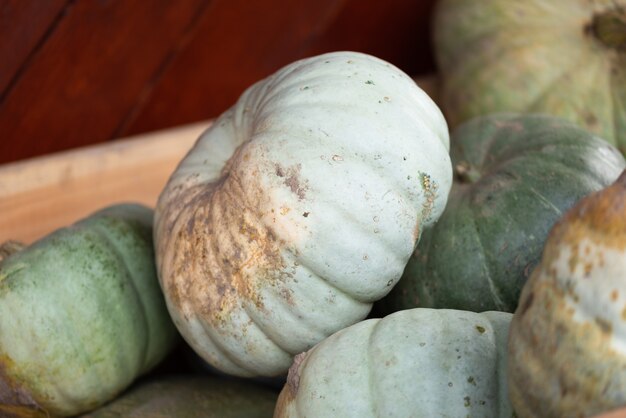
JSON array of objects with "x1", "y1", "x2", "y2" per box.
[
  {"x1": 0, "y1": 204, "x2": 179, "y2": 417},
  {"x1": 433, "y1": 0, "x2": 626, "y2": 154}
]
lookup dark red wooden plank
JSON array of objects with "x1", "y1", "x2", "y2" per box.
[
  {"x1": 123, "y1": 0, "x2": 351, "y2": 136},
  {"x1": 124, "y1": 0, "x2": 436, "y2": 136},
  {"x1": 0, "y1": 0, "x2": 68, "y2": 95},
  {"x1": 306, "y1": 0, "x2": 437, "y2": 75},
  {"x1": 0, "y1": 0, "x2": 209, "y2": 164}
]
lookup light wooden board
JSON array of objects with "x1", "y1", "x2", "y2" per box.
[
  {"x1": 0, "y1": 76, "x2": 438, "y2": 244},
  {"x1": 0, "y1": 121, "x2": 210, "y2": 244}
]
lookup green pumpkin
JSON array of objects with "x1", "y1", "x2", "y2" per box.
[
  {"x1": 81, "y1": 375, "x2": 277, "y2": 418},
  {"x1": 275, "y1": 308, "x2": 513, "y2": 417},
  {"x1": 381, "y1": 114, "x2": 625, "y2": 313},
  {"x1": 0, "y1": 204, "x2": 179, "y2": 417},
  {"x1": 433, "y1": 0, "x2": 626, "y2": 154}
]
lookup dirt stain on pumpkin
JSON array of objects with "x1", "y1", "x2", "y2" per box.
[
  {"x1": 0, "y1": 355, "x2": 47, "y2": 418},
  {"x1": 274, "y1": 352, "x2": 307, "y2": 415},
  {"x1": 418, "y1": 171, "x2": 438, "y2": 231},
  {"x1": 161, "y1": 166, "x2": 292, "y2": 330},
  {"x1": 276, "y1": 164, "x2": 308, "y2": 201}
]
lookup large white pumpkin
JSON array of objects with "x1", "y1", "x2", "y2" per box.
[{"x1": 154, "y1": 51, "x2": 452, "y2": 377}]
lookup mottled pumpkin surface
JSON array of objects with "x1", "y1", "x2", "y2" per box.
[
  {"x1": 434, "y1": 0, "x2": 626, "y2": 154},
  {"x1": 274, "y1": 308, "x2": 513, "y2": 418},
  {"x1": 81, "y1": 375, "x2": 277, "y2": 418},
  {"x1": 381, "y1": 113, "x2": 625, "y2": 314},
  {"x1": 0, "y1": 204, "x2": 178, "y2": 417},
  {"x1": 508, "y1": 170, "x2": 626, "y2": 417},
  {"x1": 154, "y1": 51, "x2": 452, "y2": 377}
]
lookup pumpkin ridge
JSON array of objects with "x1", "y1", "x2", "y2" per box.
[
  {"x1": 195, "y1": 304, "x2": 267, "y2": 375},
  {"x1": 467, "y1": 191, "x2": 507, "y2": 311},
  {"x1": 453, "y1": 113, "x2": 521, "y2": 174},
  {"x1": 478, "y1": 140, "x2": 620, "y2": 193},
  {"x1": 443, "y1": 36, "x2": 585, "y2": 125},
  {"x1": 286, "y1": 159, "x2": 410, "y2": 279},
  {"x1": 89, "y1": 223, "x2": 152, "y2": 374},
  {"x1": 523, "y1": 52, "x2": 600, "y2": 114},
  {"x1": 365, "y1": 318, "x2": 383, "y2": 416},
  {"x1": 238, "y1": 295, "x2": 302, "y2": 357},
  {"x1": 609, "y1": 60, "x2": 626, "y2": 154}
]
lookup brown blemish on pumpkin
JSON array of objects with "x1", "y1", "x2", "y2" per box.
[
  {"x1": 568, "y1": 243, "x2": 580, "y2": 274},
  {"x1": 583, "y1": 262, "x2": 594, "y2": 277},
  {"x1": 412, "y1": 221, "x2": 421, "y2": 243},
  {"x1": 611, "y1": 290, "x2": 619, "y2": 302},
  {"x1": 419, "y1": 172, "x2": 438, "y2": 224},
  {"x1": 475, "y1": 325, "x2": 486, "y2": 334},
  {"x1": 520, "y1": 291, "x2": 535, "y2": 316},
  {"x1": 280, "y1": 164, "x2": 308, "y2": 201},
  {"x1": 594, "y1": 317, "x2": 612, "y2": 334},
  {"x1": 286, "y1": 352, "x2": 306, "y2": 396},
  {"x1": 523, "y1": 262, "x2": 533, "y2": 278},
  {"x1": 583, "y1": 112, "x2": 599, "y2": 128},
  {"x1": 0, "y1": 356, "x2": 47, "y2": 418},
  {"x1": 0, "y1": 241, "x2": 26, "y2": 264}
]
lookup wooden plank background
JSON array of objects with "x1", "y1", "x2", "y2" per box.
[{"x1": 0, "y1": 0, "x2": 437, "y2": 164}]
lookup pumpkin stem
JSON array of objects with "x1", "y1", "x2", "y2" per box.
[
  {"x1": 0, "y1": 241, "x2": 26, "y2": 263},
  {"x1": 591, "y1": 7, "x2": 626, "y2": 50},
  {"x1": 454, "y1": 162, "x2": 481, "y2": 184}
]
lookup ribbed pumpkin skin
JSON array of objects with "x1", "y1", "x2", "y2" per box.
[
  {"x1": 274, "y1": 309, "x2": 513, "y2": 418},
  {"x1": 508, "y1": 171, "x2": 626, "y2": 418},
  {"x1": 382, "y1": 114, "x2": 625, "y2": 313},
  {"x1": 0, "y1": 204, "x2": 179, "y2": 417},
  {"x1": 433, "y1": 0, "x2": 626, "y2": 154},
  {"x1": 82, "y1": 375, "x2": 277, "y2": 418},
  {"x1": 154, "y1": 51, "x2": 452, "y2": 378}
]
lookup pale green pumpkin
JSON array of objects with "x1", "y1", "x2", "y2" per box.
[
  {"x1": 275, "y1": 308, "x2": 514, "y2": 417},
  {"x1": 0, "y1": 204, "x2": 178, "y2": 417},
  {"x1": 433, "y1": 0, "x2": 626, "y2": 154}
]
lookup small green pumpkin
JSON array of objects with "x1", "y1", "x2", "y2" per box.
[
  {"x1": 275, "y1": 308, "x2": 513, "y2": 417},
  {"x1": 81, "y1": 375, "x2": 277, "y2": 418},
  {"x1": 433, "y1": 0, "x2": 626, "y2": 154},
  {"x1": 508, "y1": 170, "x2": 626, "y2": 417},
  {"x1": 381, "y1": 114, "x2": 625, "y2": 313},
  {"x1": 0, "y1": 204, "x2": 178, "y2": 417}
]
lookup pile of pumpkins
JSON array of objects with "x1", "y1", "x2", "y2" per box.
[{"x1": 1, "y1": 1, "x2": 625, "y2": 417}]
